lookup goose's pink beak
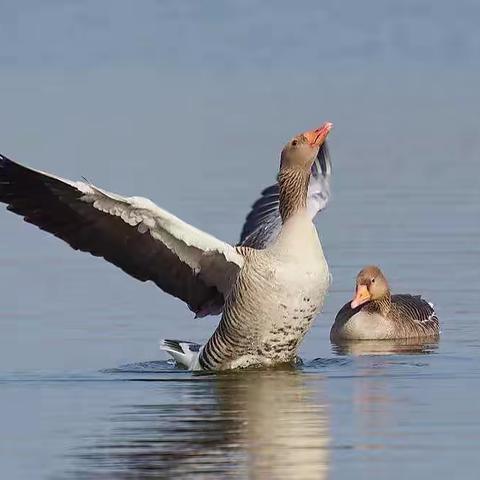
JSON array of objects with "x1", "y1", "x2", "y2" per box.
[{"x1": 303, "y1": 122, "x2": 333, "y2": 147}]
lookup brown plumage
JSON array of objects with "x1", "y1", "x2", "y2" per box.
[
  {"x1": 330, "y1": 266, "x2": 439, "y2": 341},
  {"x1": 278, "y1": 168, "x2": 310, "y2": 221}
]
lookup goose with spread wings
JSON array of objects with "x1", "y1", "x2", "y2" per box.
[{"x1": 0, "y1": 122, "x2": 332, "y2": 370}]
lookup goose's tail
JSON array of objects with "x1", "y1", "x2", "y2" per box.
[{"x1": 159, "y1": 339, "x2": 202, "y2": 370}]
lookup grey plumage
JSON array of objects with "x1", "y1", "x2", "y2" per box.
[
  {"x1": 388, "y1": 294, "x2": 439, "y2": 330},
  {"x1": 331, "y1": 266, "x2": 440, "y2": 341},
  {"x1": 0, "y1": 140, "x2": 331, "y2": 320},
  {"x1": 331, "y1": 294, "x2": 439, "y2": 341},
  {"x1": 0, "y1": 121, "x2": 333, "y2": 370},
  {"x1": 335, "y1": 294, "x2": 438, "y2": 329}
]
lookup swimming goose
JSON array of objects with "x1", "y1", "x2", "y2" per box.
[
  {"x1": 330, "y1": 266, "x2": 439, "y2": 341},
  {"x1": 0, "y1": 122, "x2": 332, "y2": 370}
]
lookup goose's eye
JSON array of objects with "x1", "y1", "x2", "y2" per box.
[
  {"x1": 291, "y1": 139, "x2": 298, "y2": 147},
  {"x1": 371, "y1": 278, "x2": 375, "y2": 283}
]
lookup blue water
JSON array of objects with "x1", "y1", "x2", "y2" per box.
[{"x1": 1, "y1": 1, "x2": 480, "y2": 478}]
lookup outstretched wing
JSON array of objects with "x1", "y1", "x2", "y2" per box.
[
  {"x1": 0, "y1": 154, "x2": 243, "y2": 316},
  {"x1": 239, "y1": 141, "x2": 332, "y2": 248}
]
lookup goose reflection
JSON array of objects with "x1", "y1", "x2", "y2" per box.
[
  {"x1": 331, "y1": 337, "x2": 439, "y2": 356},
  {"x1": 218, "y1": 370, "x2": 330, "y2": 479},
  {"x1": 330, "y1": 336, "x2": 438, "y2": 462},
  {"x1": 75, "y1": 370, "x2": 329, "y2": 479}
]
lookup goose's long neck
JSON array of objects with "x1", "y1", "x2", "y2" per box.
[{"x1": 278, "y1": 167, "x2": 310, "y2": 222}]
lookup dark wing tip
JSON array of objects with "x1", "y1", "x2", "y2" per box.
[{"x1": 0, "y1": 153, "x2": 16, "y2": 172}]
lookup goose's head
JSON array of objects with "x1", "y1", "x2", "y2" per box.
[
  {"x1": 351, "y1": 266, "x2": 390, "y2": 308},
  {"x1": 280, "y1": 122, "x2": 333, "y2": 171}
]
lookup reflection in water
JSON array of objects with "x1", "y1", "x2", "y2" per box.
[
  {"x1": 333, "y1": 337, "x2": 438, "y2": 471},
  {"x1": 352, "y1": 365, "x2": 394, "y2": 457},
  {"x1": 73, "y1": 371, "x2": 329, "y2": 479},
  {"x1": 331, "y1": 337, "x2": 439, "y2": 356}
]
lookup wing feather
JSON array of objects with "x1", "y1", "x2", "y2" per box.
[
  {"x1": 391, "y1": 294, "x2": 439, "y2": 327},
  {"x1": 0, "y1": 154, "x2": 243, "y2": 316}
]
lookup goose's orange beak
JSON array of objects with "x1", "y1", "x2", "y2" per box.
[
  {"x1": 303, "y1": 122, "x2": 333, "y2": 147},
  {"x1": 351, "y1": 284, "x2": 371, "y2": 309}
]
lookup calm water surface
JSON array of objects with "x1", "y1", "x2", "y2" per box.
[{"x1": 1, "y1": 1, "x2": 480, "y2": 479}]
